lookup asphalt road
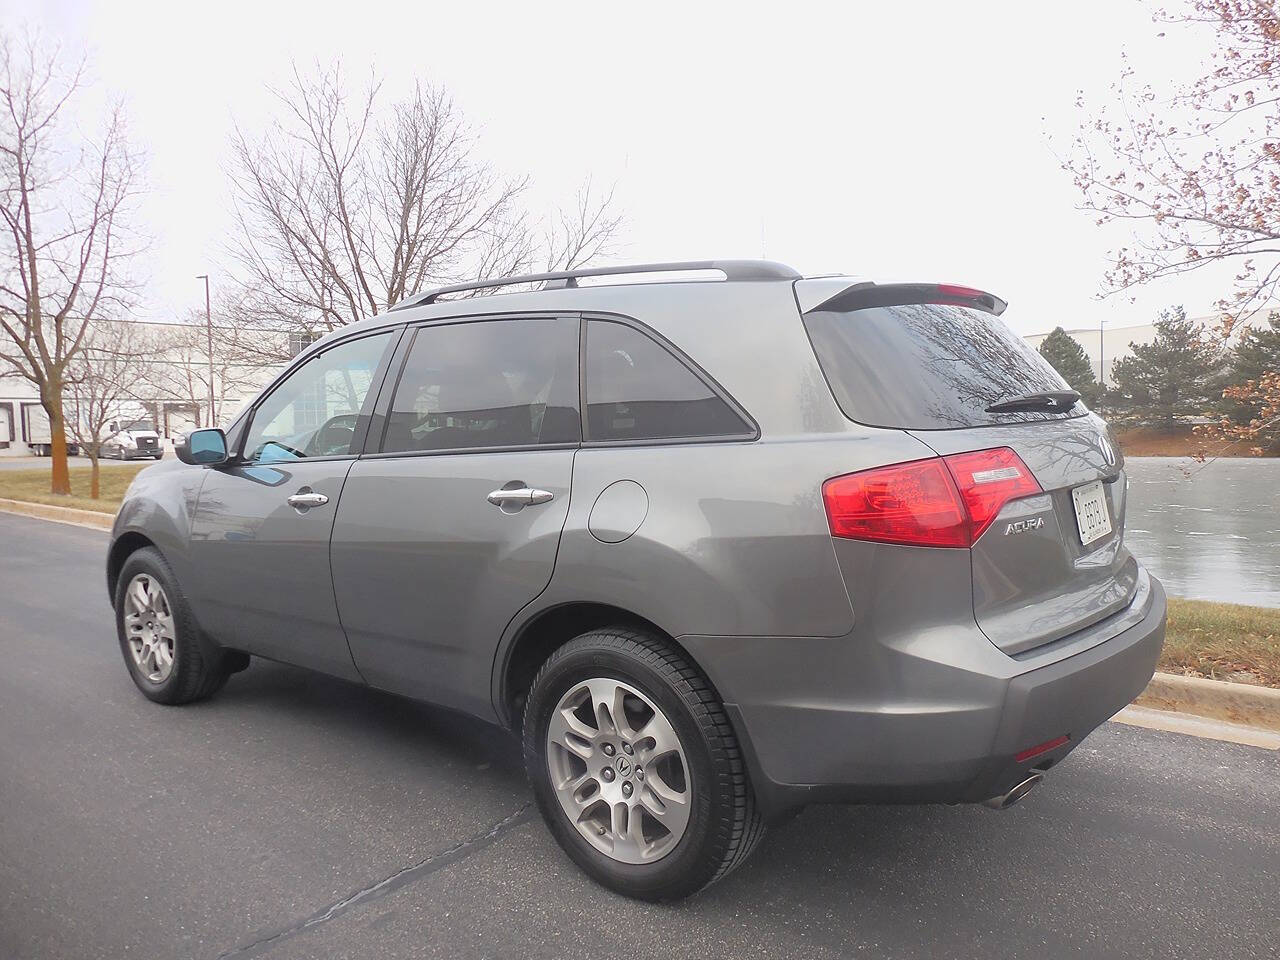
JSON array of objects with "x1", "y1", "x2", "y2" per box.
[{"x1": 1, "y1": 512, "x2": 1277, "y2": 960}]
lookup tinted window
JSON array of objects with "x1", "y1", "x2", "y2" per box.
[
  {"x1": 244, "y1": 332, "x2": 392, "y2": 463},
  {"x1": 382, "y1": 317, "x2": 579, "y2": 453},
  {"x1": 584, "y1": 320, "x2": 751, "y2": 442},
  {"x1": 802, "y1": 303, "x2": 1082, "y2": 430}
]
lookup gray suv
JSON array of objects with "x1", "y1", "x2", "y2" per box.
[{"x1": 107, "y1": 260, "x2": 1166, "y2": 900}]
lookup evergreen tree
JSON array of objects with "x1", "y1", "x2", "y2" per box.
[
  {"x1": 1037, "y1": 327, "x2": 1099, "y2": 401},
  {"x1": 1108, "y1": 307, "x2": 1222, "y2": 427},
  {"x1": 1215, "y1": 312, "x2": 1280, "y2": 428},
  {"x1": 1231, "y1": 313, "x2": 1280, "y2": 383}
]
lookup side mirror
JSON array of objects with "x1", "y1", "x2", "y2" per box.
[
  {"x1": 176, "y1": 428, "x2": 229, "y2": 466},
  {"x1": 108, "y1": 421, "x2": 118, "y2": 433}
]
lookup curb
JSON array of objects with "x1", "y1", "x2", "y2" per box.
[
  {"x1": 1113, "y1": 705, "x2": 1280, "y2": 750},
  {"x1": 0, "y1": 498, "x2": 114, "y2": 531},
  {"x1": 1137, "y1": 671, "x2": 1280, "y2": 733}
]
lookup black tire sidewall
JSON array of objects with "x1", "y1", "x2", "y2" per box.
[
  {"x1": 114, "y1": 548, "x2": 210, "y2": 703},
  {"x1": 523, "y1": 636, "x2": 730, "y2": 900}
]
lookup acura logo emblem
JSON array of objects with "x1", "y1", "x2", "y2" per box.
[{"x1": 1098, "y1": 436, "x2": 1117, "y2": 468}]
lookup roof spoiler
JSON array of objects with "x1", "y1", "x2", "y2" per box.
[{"x1": 800, "y1": 280, "x2": 1007, "y2": 316}]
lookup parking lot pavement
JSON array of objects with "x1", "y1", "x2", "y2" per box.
[{"x1": 1, "y1": 511, "x2": 1277, "y2": 960}]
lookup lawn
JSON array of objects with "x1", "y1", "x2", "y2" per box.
[
  {"x1": 0, "y1": 464, "x2": 149, "y2": 514},
  {"x1": 1114, "y1": 425, "x2": 1278, "y2": 458},
  {"x1": 1160, "y1": 596, "x2": 1280, "y2": 688}
]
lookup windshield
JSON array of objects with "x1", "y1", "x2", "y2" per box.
[
  {"x1": 801, "y1": 302, "x2": 1084, "y2": 430},
  {"x1": 121, "y1": 419, "x2": 154, "y2": 432}
]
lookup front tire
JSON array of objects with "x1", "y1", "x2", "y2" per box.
[
  {"x1": 114, "y1": 547, "x2": 235, "y2": 704},
  {"x1": 523, "y1": 627, "x2": 765, "y2": 901}
]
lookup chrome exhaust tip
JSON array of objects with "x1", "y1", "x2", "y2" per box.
[{"x1": 982, "y1": 772, "x2": 1043, "y2": 810}]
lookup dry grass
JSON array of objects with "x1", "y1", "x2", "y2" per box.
[
  {"x1": 0, "y1": 464, "x2": 148, "y2": 514},
  {"x1": 1160, "y1": 597, "x2": 1280, "y2": 687},
  {"x1": 1114, "y1": 425, "x2": 1278, "y2": 458}
]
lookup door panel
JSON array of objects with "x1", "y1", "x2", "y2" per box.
[
  {"x1": 189, "y1": 461, "x2": 362, "y2": 679},
  {"x1": 330, "y1": 313, "x2": 581, "y2": 717},
  {"x1": 331, "y1": 449, "x2": 575, "y2": 716},
  {"x1": 186, "y1": 329, "x2": 397, "y2": 678}
]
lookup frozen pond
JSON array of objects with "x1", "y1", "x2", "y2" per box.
[{"x1": 1124, "y1": 456, "x2": 1279, "y2": 607}]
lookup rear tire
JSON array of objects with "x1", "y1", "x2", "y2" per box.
[
  {"x1": 523, "y1": 627, "x2": 765, "y2": 901},
  {"x1": 114, "y1": 547, "x2": 235, "y2": 704}
]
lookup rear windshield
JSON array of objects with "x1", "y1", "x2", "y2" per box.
[{"x1": 802, "y1": 302, "x2": 1082, "y2": 430}]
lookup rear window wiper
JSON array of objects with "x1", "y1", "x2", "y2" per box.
[{"x1": 984, "y1": 390, "x2": 1080, "y2": 413}]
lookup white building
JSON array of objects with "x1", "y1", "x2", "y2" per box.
[
  {"x1": 1023, "y1": 314, "x2": 1245, "y2": 387},
  {"x1": 0, "y1": 319, "x2": 311, "y2": 458}
]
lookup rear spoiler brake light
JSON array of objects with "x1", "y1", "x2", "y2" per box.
[{"x1": 806, "y1": 282, "x2": 1007, "y2": 316}]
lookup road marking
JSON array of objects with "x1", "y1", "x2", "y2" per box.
[{"x1": 1111, "y1": 705, "x2": 1280, "y2": 750}]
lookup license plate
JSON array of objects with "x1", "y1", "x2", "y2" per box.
[{"x1": 1071, "y1": 479, "x2": 1112, "y2": 546}]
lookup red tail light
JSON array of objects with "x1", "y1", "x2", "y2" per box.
[
  {"x1": 822, "y1": 447, "x2": 1040, "y2": 548},
  {"x1": 942, "y1": 447, "x2": 1042, "y2": 542}
]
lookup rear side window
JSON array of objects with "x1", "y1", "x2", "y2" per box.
[
  {"x1": 802, "y1": 302, "x2": 1081, "y2": 430},
  {"x1": 584, "y1": 320, "x2": 752, "y2": 442},
  {"x1": 382, "y1": 317, "x2": 580, "y2": 453}
]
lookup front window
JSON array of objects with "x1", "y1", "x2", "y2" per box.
[{"x1": 244, "y1": 332, "x2": 392, "y2": 462}]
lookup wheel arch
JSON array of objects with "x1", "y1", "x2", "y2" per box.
[
  {"x1": 494, "y1": 601, "x2": 721, "y2": 731},
  {"x1": 106, "y1": 531, "x2": 158, "y2": 606}
]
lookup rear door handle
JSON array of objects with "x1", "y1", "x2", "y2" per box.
[
  {"x1": 486, "y1": 487, "x2": 554, "y2": 506},
  {"x1": 287, "y1": 491, "x2": 329, "y2": 509}
]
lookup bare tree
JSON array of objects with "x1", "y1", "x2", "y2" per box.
[
  {"x1": 0, "y1": 31, "x2": 140, "y2": 495},
  {"x1": 543, "y1": 179, "x2": 624, "y2": 273},
  {"x1": 64, "y1": 319, "x2": 151, "y2": 498},
  {"x1": 146, "y1": 310, "x2": 284, "y2": 427},
  {"x1": 1067, "y1": 0, "x2": 1280, "y2": 453},
  {"x1": 1067, "y1": 1, "x2": 1280, "y2": 332},
  {"x1": 228, "y1": 65, "x2": 622, "y2": 332}
]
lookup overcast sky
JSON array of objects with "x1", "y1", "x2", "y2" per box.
[{"x1": 4, "y1": 0, "x2": 1238, "y2": 336}]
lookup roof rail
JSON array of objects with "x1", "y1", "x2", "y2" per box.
[{"x1": 390, "y1": 259, "x2": 801, "y2": 310}]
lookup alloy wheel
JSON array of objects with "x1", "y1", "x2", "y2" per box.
[
  {"x1": 123, "y1": 573, "x2": 176, "y2": 683},
  {"x1": 545, "y1": 677, "x2": 691, "y2": 864}
]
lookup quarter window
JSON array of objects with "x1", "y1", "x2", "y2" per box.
[
  {"x1": 243, "y1": 332, "x2": 392, "y2": 463},
  {"x1": 584, "y1": 320, "x2": 751, "y2": 442},
  {"x1": 382, "y1": 317, "x2": 580, "y2": 454}
]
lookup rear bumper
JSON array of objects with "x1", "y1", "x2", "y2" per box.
[{"x1": 683, "y1": 571, "x2": 1166, "y2": 820}]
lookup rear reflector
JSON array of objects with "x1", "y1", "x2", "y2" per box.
[
  {"x1": 1015, "y1": 735, "x2": 1069, "y2": 764},
  {"x1": 822, "y1": 447, "x2": 1040, "y2": 548}
]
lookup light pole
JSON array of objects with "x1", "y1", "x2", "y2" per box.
[
  {"x1": 1099, "y1": 319, "x2": 1106, "y2": 389},
  {"x1": 196, "y1": 275, "x2": 215, "y2": 428}
]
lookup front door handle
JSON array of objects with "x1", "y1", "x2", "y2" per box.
[
  {"x1": 287, "y1": 491, "x2": 329, "y2": 509},
  {"x1": 486, "y1": 486, "x2": 554, "y2": 507}
]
